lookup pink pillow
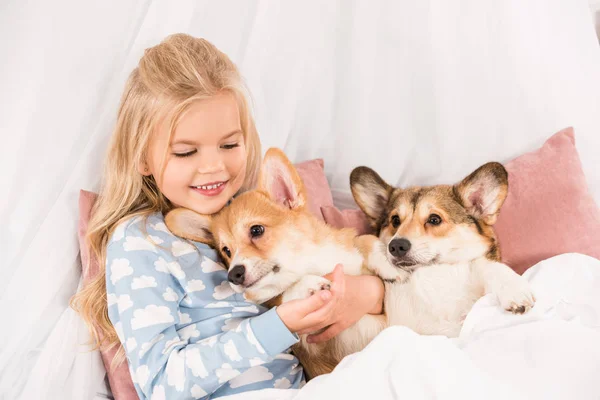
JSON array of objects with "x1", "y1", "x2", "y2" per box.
[
  {"x1": 294, "y1": 158, "x2": 334, "y2": 220},
  {"x1": 320, "y1": 128, "x2": 600, "y2": 275},
  {"x1": 320, "y1": 206, "x2": 373, "y2": 235},
  {"x1": 77, "y1": 190, "x2": 138, "y2": 400},
  {"x1": 76, "y1": 158, "x2": 332, "y2": 398},
  {"x1": 495, "y1": 127, "x2": 600, "y2": 274}
]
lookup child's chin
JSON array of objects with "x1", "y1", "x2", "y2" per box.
[{"x1": 185, "y1": 195, "x2": 229, "y2": 215}]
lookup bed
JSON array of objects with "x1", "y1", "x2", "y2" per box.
[{"x1": 1, "y1": 1, "x2": 599, "y2": 399}]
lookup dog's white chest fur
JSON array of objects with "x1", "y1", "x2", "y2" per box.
[
  {"x1": 285, "y1": 240, "x2": 365, "y2": 277},
  {"x1": 385, "y1": 262, "x2": 482, "y2": 337}
]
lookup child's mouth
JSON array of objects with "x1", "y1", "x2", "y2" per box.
[{"x1": 190, "y1": 181, "x2": 228, "y2": 197}]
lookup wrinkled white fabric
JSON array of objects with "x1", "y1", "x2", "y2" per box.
[{"x1": 1, "y1": 1, "x2": 599, "y2": 398}]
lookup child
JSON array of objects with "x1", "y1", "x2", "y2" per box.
[{"x1": 71, "y1": 33, "x2": 385, "y2": 399}]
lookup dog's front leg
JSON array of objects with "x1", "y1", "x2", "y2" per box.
[
  {"x1": 281, "y1": 275, "x2": 332, "y2": 303},
  {"x1": 355, "y1": 235, "x2": 410, "y2": 283},
  {"x1": 472, "y1": 259, "x2": 536, "y2": 314}
]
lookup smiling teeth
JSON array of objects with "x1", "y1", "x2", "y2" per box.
[{"x1": 195, "y1": 182, "x2": 224, "y2": 190}]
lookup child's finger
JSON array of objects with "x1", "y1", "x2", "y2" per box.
[
  {"x1": 295, "y1": 290, "x2": 333, "y2": 317},
  {"x1": 323, "y1": 263, "x2": 344, "y2": 282},
  {"x1": 299, "y1": 292, "x2": 339, "y2": 327},
  {"x1": 329, "y1": 264, "x2": 345, "y2": 294},
  {"x1": 306, "y1": 323, "x2": 343, "y2": 343}
]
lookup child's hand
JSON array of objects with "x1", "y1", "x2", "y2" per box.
[
  {"x1": 301, "y1": 265, "x2": 384, "y2": 344},
  {"x1": 276, "y1": 285, "x2": 336, "y2": 334}
]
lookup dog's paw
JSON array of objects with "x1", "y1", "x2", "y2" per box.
[
  {"x1": 303, "y1": 276, "x2": 332, "y2": 297},
  {"x1": 497, "y1": 281, "x2": 536, "y2": 314},
  {"x1": 283, "y1": 275, "x2": 332, "y2": 302},
  {"x1": 376, "y1": 267, "x2": 411, "y2": 284}
]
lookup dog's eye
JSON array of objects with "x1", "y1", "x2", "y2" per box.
[
  {"x1": 250, "y1": 225, "x2": 265, "y2": 238},
  {"x1": 222, "y1": 247, "x2": 231, "y2": 258},
  {"x1": 427, "y1": 214, "x2": 442, "y2": 226},
  {"x1": 391, "y1": 215, "x2": 401, "y2": 228}
]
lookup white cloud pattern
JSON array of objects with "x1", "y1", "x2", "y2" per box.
[
  {"x1": 148, "y1": 235, "x2": 164, "y2": 245},
  {"x1": 166, "y1": 351, "x2": 185, "y2": 392},
  {"x1": 186, "y1": 279, "x2": 206, "y2": 293},
  {"x1": 229, "y1": 366, "x2": 273, "y2": 389},
  {"x1": 205, "y1": 301, "x2": 232, "y2": 308},
  {"x1": 213, "y1": 281, "x2": 235, "y2": 300},
  {"x1": 116, "y1": 295, "x2": 133, "y2": 314},
  {"x1": 245, "y1": 323, "x2": 265, "y2": 354},
  {"x1": 274, "y1": 377, "x2": 292, "y2": 389},
  {"x1": 178, "y1": 311, "x2": 191, "y2": 324},
  {"x1": 150, "y1": 385, "x2": 166, "y2": 400},
  {"x1": 191, "y1": 384, "x2": 207, "y2": 399},
  {"x1": 186, "y1": 348, "x2": 209, "y2": 378},
  {"x1": 126, "y1": 337, "x2": 137, "y2": 352},
  {"x1": 131, "y1": 305, "x2": 174, "y2": 330},
  {"x1": 124, "y1": 236, "x2": 158, "y2": 253},
  {"x1": 110, "y1": 258, "x2": 133, "y2": 285},
  {"x1": 136, "y1": 365, "x2": 150, "y2": 389},
  {"x1": 221, "y1": 318, "x2": 243, "y2": 332},
  {"x1": 232, "y1": 305, "x2": 260, "y2": 314},
  {"x1": 132, "y1": 275, "x2": 157, "y2": 290},
  {"x1": 154, "y1": 258, "x2": 185, "y2": 279},
  {"x1": 249, "y1": 357, "x2": 264, "y2": 367},
  {"x1": 179, "y1": 324, "x2": 200, "y2": 341},
  {"x1": 139, "y1": 334, "x2": 165, "y2": 358},
  {"x1": 224, "y1": 340, "x2": 242, "y2": 362},
  {"x1": 216, "y1": 363, "x2": 241, "y2": 384},
  {"x1": 172, "y1": 241, "x2": 196, "y2": 257},
  {"x1": 163, "y1": 287, "x2": 179, "y2": 302},
  {"x1": 151, "y1": 222, "x2": 171, "y2": 234},
  {"x1": 107, "y1": 293, "x2": 118, "y2": 306},
  {"x1": 114, "y1": 321, "x2": 124, "y2": 342},
  {"x1": 201, "y1": 258, "x2": 225, "y2": 273},
  {"x1": 163, "y1": 337, "x2": 186, "y2": 355}
]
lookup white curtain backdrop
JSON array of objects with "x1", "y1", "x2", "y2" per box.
[{"x1": 1, "y1": 1, "x2": 599, "y2": 398}]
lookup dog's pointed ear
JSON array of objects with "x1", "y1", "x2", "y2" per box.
[
  {"x1": 258, "y1": 147, "x2": 307, "y2": 210},
  {"x1": 350, "y1": 166, "x2": 393, "y2": 223},
  {"x1": 165, "y1": 208, "x2": 214, "y2": 245},
  {"x1": 454, "y1": 162, "x2": 508, "y2": 225}
]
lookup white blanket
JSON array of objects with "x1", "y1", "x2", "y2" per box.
[{"x1": 220, "y1": 253, "x2": 600, "y2": 400}]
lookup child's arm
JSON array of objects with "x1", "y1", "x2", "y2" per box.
[
  {"x1": 107, "y1": 248, "x2": 296, "y2": 398},
  {"x1": 106, "y1": 233, "x2": 333, "y2": 399}
]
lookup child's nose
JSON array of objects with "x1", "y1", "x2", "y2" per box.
[{"x1": 196, "y1": 148, "x2": 225, "y2": 174}]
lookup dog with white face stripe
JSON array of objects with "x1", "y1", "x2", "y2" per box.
[{"x1": 350, "y1": 162, "x2": 536, "y2": 337}]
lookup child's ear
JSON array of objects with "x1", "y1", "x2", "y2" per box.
[
  {"x1": 350, "y1": 166, "x2": 393, "y2": 224},
  {"x1": 258, "y1": 148, "x2": 307, "y2": 210},
  {"x1": 453, "y1": 162, "x2": 509, "y2": 225},
  {"x1": 165, "y1": 208, "x2": 214, "y2": 245}
]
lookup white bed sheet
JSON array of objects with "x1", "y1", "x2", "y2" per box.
[
  {"x1": 217, "y1": 253, "x2": 600, "y2": 400},
  {"x1": 1, "y1": 1, "x2": 599, "y2": 399}
]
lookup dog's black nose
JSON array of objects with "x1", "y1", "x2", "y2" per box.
[
  {"x1": 228, "y1": 265, "x2": 246, "y2": 285},
  {"x1": 388, "y1": 238, "x2": 411, "y2": 258}
]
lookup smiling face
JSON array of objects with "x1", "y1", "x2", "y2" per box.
[
  {"x1": 141, "y1": 92, "x2": 247, "y2": 215},
  {"x1": 164, "y1": 147, "x2": 314, "y2": 302},
  {"x1": 350, "y1": 163, "x2": 508, "y2": 271}
]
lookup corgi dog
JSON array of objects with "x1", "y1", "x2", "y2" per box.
[
  {"x1": 350, "y1": 162, "x2": 536, "y2": 338},
  {"x1": 165, "y1": 148, "x2": 406, "y2": 379}
]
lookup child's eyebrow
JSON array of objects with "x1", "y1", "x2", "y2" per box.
[
  {"x1": 171, "y1": 130, "x2": 243, "y2": 146},
  {"x1": 221, "y1": 129, "x2": 243, "y2": 140}
]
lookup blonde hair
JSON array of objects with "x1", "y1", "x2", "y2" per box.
[{"x1": 70, "y1": 33, "x2": 261, "y2": 365}]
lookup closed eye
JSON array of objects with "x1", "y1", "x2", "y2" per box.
[
  {"x1": 221, "y1": 143, "x2": 240, "y2": 150},
  {"x1": 173, "y1": 149, "x2": 197, "y2": 158}
]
